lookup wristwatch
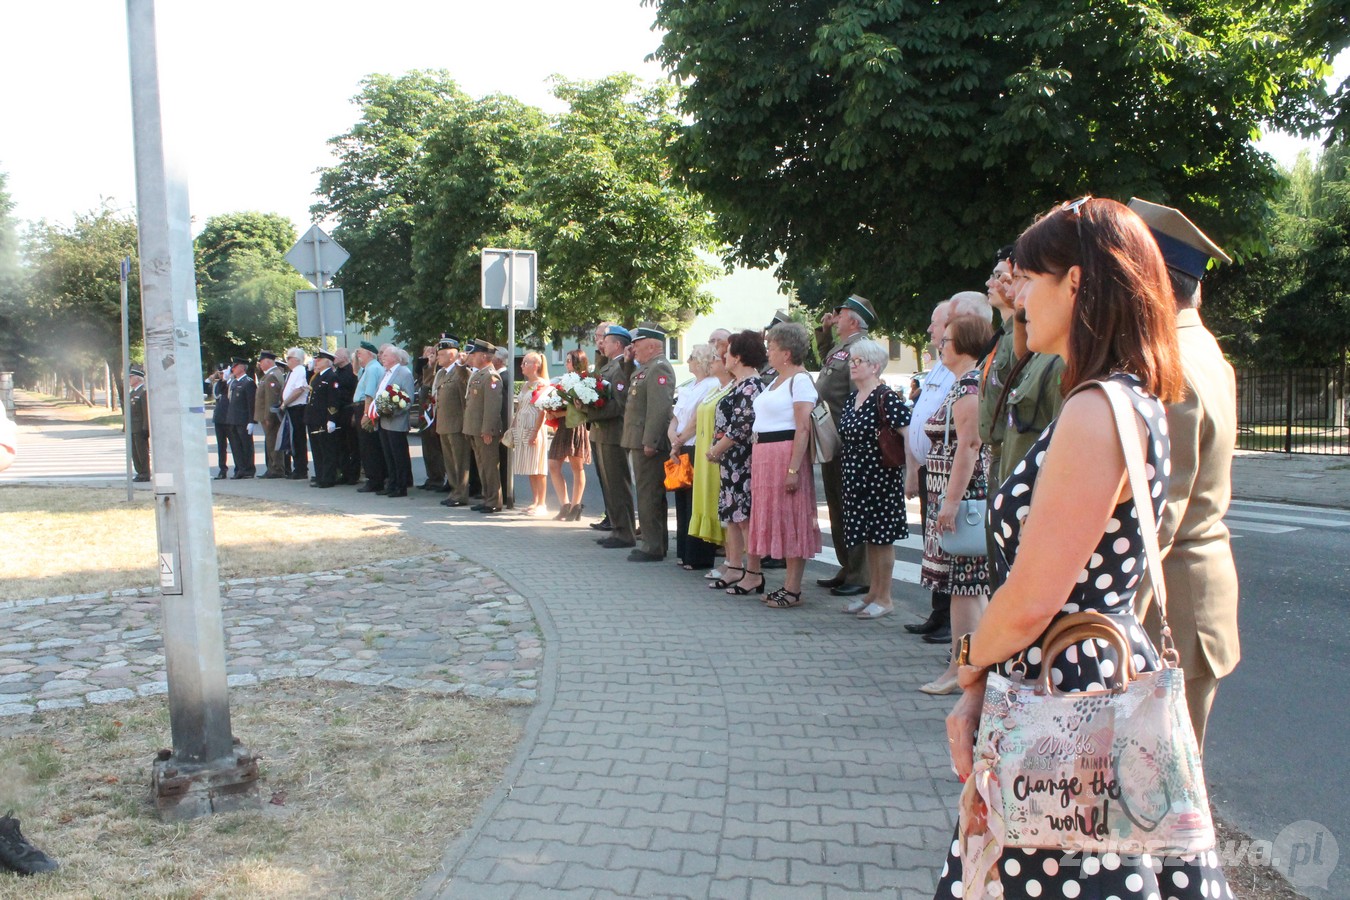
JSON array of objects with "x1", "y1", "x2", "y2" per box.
[{"x1": 956, "y1": 632, "x2": 975, "y2": 668}]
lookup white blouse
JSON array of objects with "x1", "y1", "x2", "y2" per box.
[{"x1": 752, "y1": 371, "x2": 816, "y2": 433}]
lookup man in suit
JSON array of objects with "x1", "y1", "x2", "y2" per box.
[
  {"x1": 332, "y1": 348, "x2": 360, "y2": 484},
  {"x1": 815, "y1": 296, "x2": 878, "y2": 596},
  {"x1": 352, "y1": 341, "x2": 386, "y2": 493},
  {"x1": 375, "y1": 344, "x2": 416, "y2": 497},
  {"x1": 1129, "y1": 197, "x2": 1240, "y2": 752},
  {"x1": 439, "y1": 338, "x2": 474, "y2": 507},
  {"x1": 622, "y1": 325, "x2": 678, "y2": 561},
  {"x1": 306, "y1": 349, "x2": 342, "y2": 488},
  {"x1": 462, "y1": 340, "x2": 508, "y2": 512},
  {"x1": 254, "y1": 351, "x2": 288, "y2": 478},
  {"x1": 127, "y1": 367, "x2": 150, "y2": 482},
  {"x1": 209, "y1": 365, "x2": 232, "y2": 479},
  {"x1": 224, "y1": 357, "x2": 256, "y2": 478},
  {"x1": 590, "y1": 325, "x2": 637, "y2": 549}
]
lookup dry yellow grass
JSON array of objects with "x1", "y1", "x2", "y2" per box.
[
  {"x1": 0, "y1": 486, "x2": 436, "y2": 601},
  {"x1": 0, "y1": 682, "x2": 526, "y2": 898}
]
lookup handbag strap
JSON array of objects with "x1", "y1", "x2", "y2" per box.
[{"x1": 1094, "y1": 378, "x2": 1176, "y2": 661}]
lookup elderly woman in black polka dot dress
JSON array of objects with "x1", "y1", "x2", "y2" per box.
[{"x1": 936, "y1": 198, "x2": 1233, "y2": 900}]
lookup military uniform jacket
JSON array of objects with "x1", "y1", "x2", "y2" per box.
[
  {"x1": 438, "y1": 365, "x2": 470, "y2": 435},
  {"x1": 621, "y1": 356, "x2": 677, "y2": 452},
  {"x1": 997, "y1": 352, "x2": 1065, "y2": 484},
  {"x1": 225, "y1": 375, "x2": 256, "y2": 426},
  {"x1": 128, "y1": 385, "x2": 149, "y2": 436},
  {"x1": 462, "y1": 365, "x2": 507, "y2": 437},
  {"x1": 212, "y1": 377, "x2": 231, "y2": 425},
  {"x1": 816, "y1": 331, "x2": 864, "y2": 422},
  {"x1": 255, "y1": 366, "x2": 287, "y2": 425},
  {"x1": 1139, "y1": 308, "x2": 1240, "y2": 680},
  {"x1": 305, "y1": 367, "x2": 342, "y2": 430},
  {"x1": 587, "y1": 355, "x2": 633, "y2": 445},
  {"x1": 978, "y1": 328, "x2": 1016, "y2": 449}
]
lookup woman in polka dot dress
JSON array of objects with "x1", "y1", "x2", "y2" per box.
[{"x1": 937, "y1": 198, "x2": 1232, "y2": 900}]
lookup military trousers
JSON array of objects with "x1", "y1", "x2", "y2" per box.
[
  {"x1": 447, "y1": 432, "x2": 473, "y2": 502},
  {"x1": 131, "y1": 430, "x2": 150, "y2": 477},
  {"x1": 820, "y1": 457, "x2": 868, "y2": 585},
  {"x1": 472, "y1": 434, "x2": 503, "y2": 509},
  {"x1": 263, "y1": 416, "x2": 287, "y2": 477},
  {"x1": 630, "y1": 447, "x2": 668, "y2": 558},
  {"x1": 421, "y1": 427, "x2": 445, "y2": 484},
  {"x1": 593, "y1": 439, "x2": 635, "y2": 543}
]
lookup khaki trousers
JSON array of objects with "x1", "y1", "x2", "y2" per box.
[
  {"x1": 594, "y1": 440, "x2": 635, "y2": 543},
  {"x1": 631, "y1": 448, "x2": 668, "y2": 557},
  {"x1": 821, "y1": 457, "x2": 868, "y2": 584},
  {"x1": 472, "y1": 435, "x2": 502, "y2": 509}
]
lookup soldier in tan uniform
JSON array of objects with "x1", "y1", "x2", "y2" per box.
[
  {"x1": 590, "y1": 325, "x2": 637, "y2": 548},
  {"x1": 434, "y1": 337, "x2": 471, "y2": 507},
  {"x1": 814, "y1": 296, "x2": 877, "y2": 596},
  {"x1": 254, "y1": 351, "x2": 288, "y2": 478},
  {"x1": 622, "y1": 325, "x2": 678, "y2": 561},
  {"x1": 1129, "y1": 197, "x2": 1239, "y2": 752},
  {"x1": 461, "y1": 340, "x2": 507, "y2": 513}
]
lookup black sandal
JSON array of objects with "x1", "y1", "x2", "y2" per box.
[
  {"x1": 708, "y1": 566, "x2": 743, "y2": 589},
  {"x1": 726, "y1": 570, "x2": 764, "y2": 595},
  {"x1": 764, "y1": 587, "x2": 802, "y2": 608}
]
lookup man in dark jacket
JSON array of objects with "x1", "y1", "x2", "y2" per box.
[
  {"x1": 306, "y1": 350, "x2": 342, "y2": 488},
  {"x1": 332, "y1": 347, "x2": 360, "y2": 484},
  {"x1": 210, "y1": 365, "x2": 232, "y2": 479},
  {"x1": 224, "y1": 357, "x2": 256, "y2": 478}
]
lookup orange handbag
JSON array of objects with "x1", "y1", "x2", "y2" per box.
[{"x1": 663, "y1": 454, "x2": 693, "y2": 490}]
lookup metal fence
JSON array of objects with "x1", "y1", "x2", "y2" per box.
[{"x1": 1235, "y1": 366, "x2": 1349, "y2": 455}]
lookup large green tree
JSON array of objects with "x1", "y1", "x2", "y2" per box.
[
  {"x1": 1206, "y1": 143, "x2": 1350, "y2": 365},
  {"x1": 409, "y1": 93, "x2": 548, "y2": 344},
  {"x1": 0, "y1": 171, "x2": 34, "y2": 377},
  {"x1": 312, "y1": 71, "x2": 469, "y2": 334},
  {"x1": 647, "y1": 0, "x2": 1346, "y2": 334},
  {"x1": 194, "y1": 211, "x2": 308, "y2": 366},
  {"x1": 24, "y1": 205, "x2": 140, "y2": 387},
  {"x1": 521, "y1": 75, "x2": 719, "y2": 334}
]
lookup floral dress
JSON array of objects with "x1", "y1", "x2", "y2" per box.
[
  {"x1": 935, "y1": 373, "x2": 1233, "y2": 900},
  {"x1": 920, "y1": 369, "x2": 991, "y2": 596},
  {"x1": 838, "y1": 384, "x2": 912, "y2": 547},
  {"x1": 716, "y1": 376, "x2": 763, "y2": 523}
]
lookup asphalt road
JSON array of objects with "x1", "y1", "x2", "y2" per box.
[{"x1": 1206, "y1": 500, "x2": 1350, "y2": 900}]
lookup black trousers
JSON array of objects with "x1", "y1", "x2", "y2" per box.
[
  {"x1": 214, "y1": 422, "x2": 231, "y2": 473},
  {"x1": 310, "y1": 428, "x2": 337, "y2": 486},
  {"x1": 919, "y1": 464, "x2": 951, "y2": 620},
  {"x1": 286, "y1": 406, "x2": 308, "y2": 476},
  {"x1": 227, "y1": 424, "x2": 255, "y2": 476},
  {"x1": 358, "y1": 422, "x2": 386, "y2": 488},
  {"x1": 131, "y1": 430, "x2": 150, "y2": 477},
  {"x1": 379, "y1": 428, "x2": 412, "y2": 491},
  {"x1": 672, "y1": 448, "x2": 717, "y2": 567},
  {"x1": 339, "y1": 403, "x2": 363, "y2": 483}
]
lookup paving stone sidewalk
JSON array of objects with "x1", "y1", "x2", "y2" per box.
[
  {"x1": 203, "y1": 478, "x2": 960, "y2": 899},
  {"x1": 0, "y1": 553, "x2": 540, "y2": 719}
]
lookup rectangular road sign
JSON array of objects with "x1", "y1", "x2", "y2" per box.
[
  {"x1": 481, "y1": 248, "x2": 538, "y2": 310},
  {"x1": 295, "y1": 289, "x2": 346, "y2": 337}
]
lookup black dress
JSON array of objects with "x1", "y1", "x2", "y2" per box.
[
  {"x1": 935, "y1": 373, "x2": 1232, "y2": 900},
  {"x1": 838, "y1": 384, "x2": 911, "y2": 547}
]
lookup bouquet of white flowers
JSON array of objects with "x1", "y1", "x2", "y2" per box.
[
  {"x1": 374, "y1": 383, "x2": 411, "y2": 418},
  {"x1": 555, "y1": 372, "x2": 607, "y2": 427}
]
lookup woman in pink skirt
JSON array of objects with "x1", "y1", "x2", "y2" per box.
[{"x1": 747, "y1": 322, "x2": 822, "y2": 608}]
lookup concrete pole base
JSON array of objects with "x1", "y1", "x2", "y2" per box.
[{"x1": 151, "y1": 739, "x2": 261, "y2": 822}]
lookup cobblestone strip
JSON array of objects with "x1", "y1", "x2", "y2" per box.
[{"x1": 0, "y1": 552, "x2": 540, "y2": 718}]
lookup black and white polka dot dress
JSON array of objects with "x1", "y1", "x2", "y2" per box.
[
  {"x1": 934, "y1": 373, "x2": 1233, "y2": 900},
  {"x1": 838, "y1": 384, "x2": 912, "y2": 547}
]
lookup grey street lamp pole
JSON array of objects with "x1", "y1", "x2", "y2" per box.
[{"x1": 126, "y1": 0, "x2": 258, "y2": 819}]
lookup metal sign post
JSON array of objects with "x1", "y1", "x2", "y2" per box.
[
  {"x1": 127, "y1": 0, "x2": 258, "y2": 821},
  {"x1": 481, "y1": 249, "x2": 537, "y2": 511},
  {"x1": 286, "y1": 225, "x2": 349, "y2": 345},
  {"x1": 120, "y1": 256, "x2": 133, "y2": 503}
]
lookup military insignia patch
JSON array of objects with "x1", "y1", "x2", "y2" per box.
[
  {"x1": 657, "y1": 375, "x2": 668, "y2": 385},
  {"x1": 831, "y1": 350, "x2": 849, "y2": 361}
]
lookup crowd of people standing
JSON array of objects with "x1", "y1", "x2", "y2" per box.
[{"x1": 184, "y1": 195, "x2": 1239, "y2": 900}]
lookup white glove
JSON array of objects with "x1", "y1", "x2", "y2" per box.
[
  {"x1": 248, "y1": 423, "x2": 260, "y2": 436},
  {"x1": 326, "y1": 421, "x2": 337, "y2": 433}
]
